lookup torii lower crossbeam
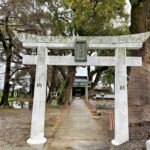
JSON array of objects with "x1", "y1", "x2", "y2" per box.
[{"x1": 23, "y1": 56, "x2": 141, "y2": 66}]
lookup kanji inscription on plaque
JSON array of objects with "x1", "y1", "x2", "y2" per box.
[{"x1": 75, "y1": 40, "x2": 87, "y2": 62}]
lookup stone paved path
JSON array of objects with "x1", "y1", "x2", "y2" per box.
[{"x1": 44, "y1": 98, "x2": 110, "y2": 150}]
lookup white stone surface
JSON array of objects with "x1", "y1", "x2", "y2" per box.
[
  {"x1": 27, "y1": 137, "x2": 47, "y2": 145},
  {"x1": 27, "y1": 47, "x2": 47, "y2": 144},
  {"x1": 23, "y1": 55, "x2": 142, "y2": 67},
  {"x1": 16, "y1": 32, "x2": 150, "y2": 45},
  {"x1": 146, "y1": 140, "x2": 150, "y2": 150},
  {"x1": 47, "y1": 56, "x2": 115, "y2": 66},
  {"x1": 126, "y1": 57, "x2": 142, "y2": 66},
  {"x1": 23, "y1": 56, "x2": 37, "y2": 65},
  {"x1": 22, "y1": 42, "x2": 143, "y2": 49},
  {"x1": 46, "y1": 56, "x2": 142, "y2": 66},
  {"x1": 112, "y1": 48, "x2": 129, "y2": 145}
]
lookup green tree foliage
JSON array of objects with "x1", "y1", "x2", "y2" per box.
[
  {"x1": 57, "y1": 77, "x2": 70, "y2": 104},
  {"x1": 0, "y1": 0, "x2": 46, "y2": 106},
  {"x1": 101, "y1": 67, "x2": 114, "y2": 87},
  {"x1": 38, "y1": 0, "x2": 130, "y2": 98},
  {"x1": 61, "y1": 0, "x2": 128, "y2": 36}
]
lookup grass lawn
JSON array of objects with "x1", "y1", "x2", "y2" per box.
[
  {"x1": 0, "y1": 97, "x2": 29, "y2": 103},
  {"x1": 8, "y1": 98, "x2": 21, "y2": 101},
  {"x1": 0, "y1": 97, "x2": 20, "y2": 102}
]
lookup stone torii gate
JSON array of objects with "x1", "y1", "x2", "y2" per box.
[{"x1": 16, "y1": 32, "x2": 150, "y2": 146}]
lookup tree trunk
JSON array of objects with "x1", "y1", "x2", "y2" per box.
[
  {"x1": 46, "y1": 86, "x2": 51, "y2": 102},
  {"x1": 66, "y1": 67, "x2": 76, "y2": 105},
  {"x1": 130, "y1": 0, "x2": 150, "y2": 34},
  {"x1": 128, "y1": 0, "x2": 150, "y2": 123},
  {"x1": 0, "y1": 55, "x2": 11, "y2": 106},
  {"x1": 29, "y1": 70, "x2": 35, "y2": 98},
  {"x1": 11, "y1": 84, "x2": 15, "y2": 98},
  {"x1": 46, "y1": 66, "x2": 57, "y2": 102},
  {"x1": 57, "y1": 77, "x2": 69, "y2": 104},
  {"x1": 57, "y1": 67, "x2": 75, "y2": 105}
]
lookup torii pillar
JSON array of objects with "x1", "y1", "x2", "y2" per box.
[
  {"x1": 112, "y1": 48, "x2": 129, "y2": 145},
  {"x1": 27, "y1": 47, "x2": 47, "y2": 144}
]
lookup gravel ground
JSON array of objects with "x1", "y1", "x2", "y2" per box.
[
  {"x1": 90, "y1": 99, "x2": 149, "y2": 150},
  {"x1": 0, "y1": 104, "x2": 65, "y2": 150},
  {"x1": 0, "y1": 98, "x2": 149, "y2": 150}
]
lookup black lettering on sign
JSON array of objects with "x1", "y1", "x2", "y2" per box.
[
  {"x1": 120, "y1": 85, "x2": 125, "y2": 90},
  {"x1": 37, "y1": 82, "x2": 42, "y2": 88}
]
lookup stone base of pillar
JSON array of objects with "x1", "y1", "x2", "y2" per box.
[
  {"x1": 146, "y1": 140, "x2": 150, "y2": 150},
  {"x1": 111, "y1": 139, "x2": 128, "y2": 146},
  {"x1": 27, "y1": 137, "x2": 47, "y2": 145}
]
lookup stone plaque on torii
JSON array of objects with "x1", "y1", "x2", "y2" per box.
[{"x1": 16, "y1": 32, "x2": 150, "y2": 146}]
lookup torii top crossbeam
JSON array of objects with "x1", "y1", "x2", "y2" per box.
[
  {"x1": 16, "y1": 32, "x2": 150, "y2": 49},
  {"x1": 16, "y1": 32, "x2": 150, "y2": 67}
]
